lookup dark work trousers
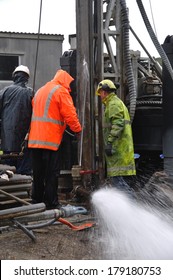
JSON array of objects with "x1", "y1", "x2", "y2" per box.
[{"x1": 30, "y1": 148, "x2": 61, "y2": 208}]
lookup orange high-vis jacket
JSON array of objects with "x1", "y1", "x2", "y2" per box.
[{"x1": 28, "y1": 70, "x2": 82, "y2": 151}]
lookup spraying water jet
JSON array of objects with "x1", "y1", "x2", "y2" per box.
[{"x1": 91, "y1": 187, "x2": 173, "y2": 259}]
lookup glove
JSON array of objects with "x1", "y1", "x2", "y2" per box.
[{"x1": 105, "y1": 143, "x2": 113, "y2": 156}]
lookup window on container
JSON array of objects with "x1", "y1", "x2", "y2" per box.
[{"x1": 0, "y1": 55, "x2": 19, "y2": 80}]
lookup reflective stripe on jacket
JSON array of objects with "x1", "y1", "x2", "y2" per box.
[
  {"x1": 28, "y1": 70, "x2": 81, "y2": 151},
  {"x1": 103, "y1": 93, "x2": 136, "y2": 176}
]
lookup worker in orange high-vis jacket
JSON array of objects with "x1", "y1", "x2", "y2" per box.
[{"x1": 28, "y1": 69, "x2": 82, "y2": 209}]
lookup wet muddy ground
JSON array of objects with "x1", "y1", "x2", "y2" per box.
[
  {"x1": 1, "y1": 157, "x2": 173, "y2": 260},
  {"x1": 0, "y1": 214, "x2": 101, "y2": 260}
]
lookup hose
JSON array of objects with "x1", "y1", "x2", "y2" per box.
[
  {"x1": 136, "y1": 0, "x2": 173, "y2": 81},
  {"x1": 57, "y1": 217, "x2": 95, "y2": 231},
  {"x1": 120, "y1": 0, "x2": 137, "y2": 122},
  {"x1": 24, "y1": 219, "x2": 56, "y2": 230}
]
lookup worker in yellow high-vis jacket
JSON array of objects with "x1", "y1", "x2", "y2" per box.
[{"x1": 96, "y1": 79, "x2": 136, "y2": 193}]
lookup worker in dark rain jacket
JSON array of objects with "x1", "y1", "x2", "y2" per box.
[
  {"x1": 0, "y1": 65, "x2": 34, "y2": 175},
  {"x1": 96, "y1": 79, "x2": 136, "y2": 192},
  {"x1": 28, "y1": 69, "x2": 82, "y2": 209}
]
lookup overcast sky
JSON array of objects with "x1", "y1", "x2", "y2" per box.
[
  {"x1": 0, "y1": 0, "x2": 76, "y2": 51},
  {"x1": 0, "y1": 0, "x2": 172, "y2": 56},
  {"x1": 126, "y1": 0, "x2": 173, "y2": 57}
]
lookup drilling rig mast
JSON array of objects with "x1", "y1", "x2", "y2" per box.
[
  {"x1": 61, "y1": 0, "x2": 172, "y2": 192},
  {"x1": 76, "y1": 0, "x2": 123, "y2": 182},
  {"x1": 76, "y1": 0, "x2": 136, "y2": 185}
]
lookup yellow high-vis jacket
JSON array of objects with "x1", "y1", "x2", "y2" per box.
[{"x1": 103, "y1": 92, "x2": 136, "y2": 176}]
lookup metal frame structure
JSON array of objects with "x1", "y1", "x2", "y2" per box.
[{"x1": 76, "y1": 0, "x2": 124, "y2": 183}]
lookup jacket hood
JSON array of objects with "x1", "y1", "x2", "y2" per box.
[
  {"x1": 13, "y1": 72, "x2": 29, "y2": 85},
  {"x1": 52, "y1": 69, "x2": 74, "y2": 90},
  {"x1": 102, "y1": 92, "x2": 115, "y2": 105}
]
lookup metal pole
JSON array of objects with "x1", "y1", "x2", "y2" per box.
[
  {"x1": 0, "y1": 189, "x2": 30, "y2": 205},
  {"x1": 162, "y1": 36, "x2": 173, "y2": 183}
]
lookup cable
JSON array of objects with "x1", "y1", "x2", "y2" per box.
[
  {"x1": 148, "y1": 0, "x2": 158, "y2": 38},
  {"x1": 120, "y1": 0, "x2": 137, "y2": 122},
  {"x1": 136, "y1": 0, "x2": 173, "y2": 81},
  {"x1": 32, "y1": 0, "x2": 43, "y2": 92}
]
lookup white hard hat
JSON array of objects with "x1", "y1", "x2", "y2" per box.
[{"x1": 13, "y1": 65, "x2": 30, "y2": 77}]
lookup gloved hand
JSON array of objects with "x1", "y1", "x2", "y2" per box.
[{"x1": 105, "y1": 143, "x2": 113, "y2": 156}]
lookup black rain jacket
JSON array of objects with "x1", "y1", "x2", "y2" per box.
[{"x1": 0, "y1": 75, "x2": 34, "y2": 152}]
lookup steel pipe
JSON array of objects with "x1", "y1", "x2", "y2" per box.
[{"x1": 0, "y1": 203, "x2": 45, "y2": 220}]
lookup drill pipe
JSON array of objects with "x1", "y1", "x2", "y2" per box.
[
  {"x1": 0, "y1": 208, "x2": 64, "y2": 227},
  {"x1": 0, "y1": 203, "x2": 45, "y2": 220}
]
